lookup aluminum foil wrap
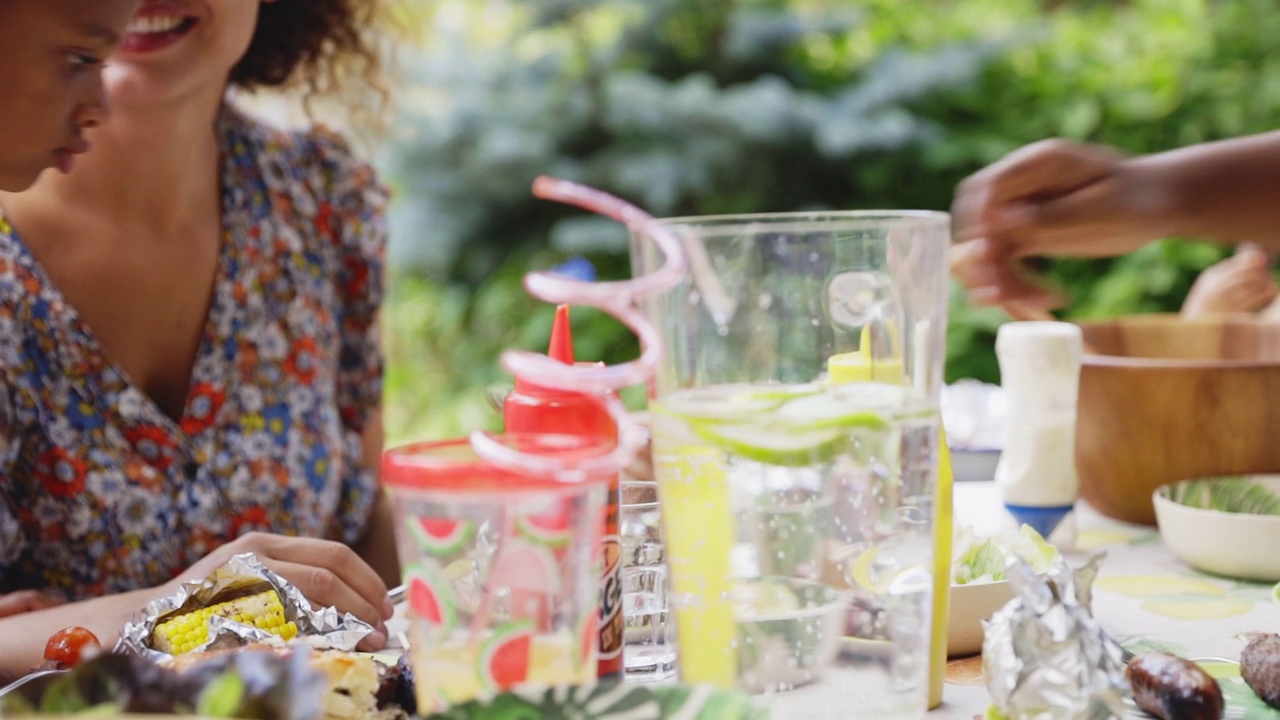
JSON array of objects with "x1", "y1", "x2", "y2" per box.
[
  {"x1": 982, "y1": 554, "x2": 1129, "y2": 720},
  {"x1": 116, "y1": 552, "x2": 374, "y2": 661}
]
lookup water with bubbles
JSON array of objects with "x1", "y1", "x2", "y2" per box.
[{"x1": 651, "y1": 381, "x2": 937, "y2": 720}]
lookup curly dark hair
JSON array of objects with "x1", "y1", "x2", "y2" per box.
[{"x1": 229, "y1": 0, "x2": 387, "y2": 113}]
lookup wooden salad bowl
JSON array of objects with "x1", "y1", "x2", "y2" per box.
[{"x1": 1076, "y1": 314, "x2": 1280, "y2": 525}]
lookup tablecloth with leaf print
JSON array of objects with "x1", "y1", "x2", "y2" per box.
[{"x1": 935, "y1": 482, "x2": 1280, "y2": 720}]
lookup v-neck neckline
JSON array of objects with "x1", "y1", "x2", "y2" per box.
[{"x1": 0, "y1": 151, "x2": 239, "y2": 440}]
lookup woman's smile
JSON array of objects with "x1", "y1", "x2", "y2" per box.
[{"x1": 118, "y1": 4, "x2": 199, "y2": 55}]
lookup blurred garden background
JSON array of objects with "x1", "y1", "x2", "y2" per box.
[{"x1": 376, "y1": 0, "x2": 1280, "y2": 445}]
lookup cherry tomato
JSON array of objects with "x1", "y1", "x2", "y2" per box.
[{"x1": 43, "y1": 626, "x2": 101, "y2": 667}]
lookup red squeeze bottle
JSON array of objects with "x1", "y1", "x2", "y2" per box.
[{"x1": 503, "y1": 305, "x2": 623, "y2": 681}]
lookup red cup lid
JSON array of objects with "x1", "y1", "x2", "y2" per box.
[{"x1": 382, "y1": 433, "x2": 617, "y2": 494}]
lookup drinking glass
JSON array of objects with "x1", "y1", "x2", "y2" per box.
[
  {"x1": 619, "y1": 480, "x2": 677, "y2": 681},
  {"x1": 382, "y1": 435, "x2": 614, "y2": 713},
  {"x1": 630, "y1": 211, "x2": 950, "y2": 719}
]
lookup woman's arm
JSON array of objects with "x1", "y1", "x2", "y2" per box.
[
  {"x1": 0, "y1": 590, "x2": 63, "y2": 618},
  {"x1": 0, "y1": 529, "x2": 398, "y2": 682},
  {"x1": 0, "y1": 587, "x2": 157, "y2": 683}
]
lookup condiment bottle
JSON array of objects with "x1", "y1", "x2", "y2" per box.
[
  {"x1": 994, "y1": 321, "x2": 1083, "y2": 542},
  {"x1": 503, "y1": 305, "x2": 623, "y2": 680}
]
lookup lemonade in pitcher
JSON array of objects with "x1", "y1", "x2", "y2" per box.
[{"x1": 652, "y1": 381, "x2": 938, "y2": 719}]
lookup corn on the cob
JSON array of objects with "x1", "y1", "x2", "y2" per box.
[{"x1": 151, "y1": 589, "x2": 298, "y2": 654}]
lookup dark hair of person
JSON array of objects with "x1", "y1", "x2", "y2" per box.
[{"x1": 229, "y1": 0, "x2": 388, "y2": 117}]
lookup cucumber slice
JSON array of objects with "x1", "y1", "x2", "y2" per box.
[{"x1": 692, "y1": 422, "x2": 845, "y2": 467}]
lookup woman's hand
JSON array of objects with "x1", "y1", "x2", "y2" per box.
[
  {"x1": 0, "y1": 533, "x2": 394, "y2": 679},
  {"x1": 951, "y1": 138, "x2": 1177, "y2": 310},
  {"x1": 176, "y1": 532, "x2": 395, "y2": 651},
  {"x1": 0, "y1": 590, "x2": 63, "y2": 618}
]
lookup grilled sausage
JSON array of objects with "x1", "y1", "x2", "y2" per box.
[
  {"x1": 1127, "y1": 652, "x2": 1223, "y2": 720},
  {"x1": 1242, "y1": 633, "x2": 1280, "y2": 709}
]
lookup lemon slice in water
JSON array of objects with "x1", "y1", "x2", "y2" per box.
[
  {"x1": 691, "y1": 422, "x2": 845, "y2": 467},
  {"x1": 731, "y1": 578, "x2": 802, "y2": 620},
  {"x1": 730, "y1": 383, "x2": 824, "y2": 403},
  {"x1": 777, "y1": 392, "x2": 890, "y2": 430},
  {"x1": 654, "y1": 386, "x2": 786, "y2": 422}
]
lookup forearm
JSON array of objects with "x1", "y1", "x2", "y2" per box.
[
  {"x1": 1138, "y1": 131, "x2": 1280, "y2": 248},
  {"x1": 0, "y1": 587, "x2": 158, "y2": 683}
]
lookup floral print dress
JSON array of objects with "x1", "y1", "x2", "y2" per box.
[{"x1": 0, "y1": 103, "x2": 388, "y2": 601}]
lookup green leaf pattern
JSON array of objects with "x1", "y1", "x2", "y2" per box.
[
  {"x1": 420, "y1": 682, "x2": 771, "y2": 720},
  {"x1": 1161, "y1": 477, "x2": 1280, "y2": 516}
]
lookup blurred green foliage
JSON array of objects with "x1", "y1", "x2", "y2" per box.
[{"x1": 379, "y1": 0, "x2": 1280, "y2": 444}]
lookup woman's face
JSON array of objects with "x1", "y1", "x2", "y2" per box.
[{"x1": 104, "y1": 0, "x2": 267, "y2": 111}]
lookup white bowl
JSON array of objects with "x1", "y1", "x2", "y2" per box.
[
  {"x1": 947, "y1": 579, "x2": 1015, "y2": 658},
  {"x1": 950, "y1": 447, "x2": 1001, "y2": 483},
  {"x1": 1154, "y1": 475, "x2": 1280, "y2": 582}
]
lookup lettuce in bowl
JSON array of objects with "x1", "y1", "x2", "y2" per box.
[{"x1": 952, "y1": 524, "x2": 1058, "y2": 586}]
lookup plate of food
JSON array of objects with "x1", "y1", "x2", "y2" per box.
[
  {"x1": 0, "y1": 549, "x2": 770, "y2": 720},
  {"x1": 0, "y1": 642, "x2": 764, "y2": 720}
]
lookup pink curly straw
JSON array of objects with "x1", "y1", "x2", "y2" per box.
[{"x1": 467, "y1": 176, "x2": 687, "y2": 480}]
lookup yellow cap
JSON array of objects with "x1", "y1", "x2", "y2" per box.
[
  {"x1": 828, "y1": 324, "x2": 904, "y2": 385},
  {"x1": 827, "y1": 353, "x2": 904, "y2": 384}
]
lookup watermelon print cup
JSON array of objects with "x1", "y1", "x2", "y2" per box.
[{"x1": 383, "y1": 435, "x2": 616, "y2": 713}]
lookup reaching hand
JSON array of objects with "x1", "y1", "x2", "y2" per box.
[
  {"x1": 951, "y1": 139, "x2": 1177, "y2": 310},
  {"x1": 175, "y1": 533, "x2": 395, "y2": 651}
]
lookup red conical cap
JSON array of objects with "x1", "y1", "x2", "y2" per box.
[
  {"x1": 514, "y1": 305, "x2": 574, "y2": 394},
  {"x1": 503, "y1": 303, "x2": 616, "y2": 440},
  {"x1": 547, "y1": 305, "x2": 575, "y2": 365}
]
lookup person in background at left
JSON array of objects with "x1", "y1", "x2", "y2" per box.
[
  {"x1": 0, "y1": 0, "x2": 136, "y2": 190},
  {"x1": 0, "y1": 0, "x2": 398, "y2": 676},
  {"x1": 0, "y1": 0, "x2": 139, "y2": 620}
]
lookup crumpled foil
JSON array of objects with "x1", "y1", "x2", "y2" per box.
[
  {"x1": 116, "y1": 552, "x2": 374, "y2": 661},
  {"x1": 983, "y1": 554, "x2": 1129, "y2": 720}
]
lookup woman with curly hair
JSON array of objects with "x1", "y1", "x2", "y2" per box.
[{"x1": 0, "y1": 0, "x2": 398, "y2": 675}]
